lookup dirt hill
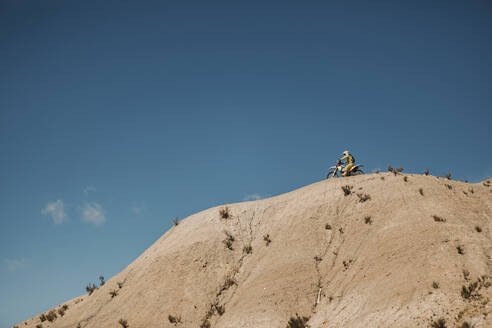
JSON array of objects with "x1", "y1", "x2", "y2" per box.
[{"x1": 15, "y1": 173, "x2": 492, "y2": 328}]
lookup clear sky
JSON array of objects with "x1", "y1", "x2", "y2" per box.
[{"x1": 1, "y1": 0, "x2": 491, "y2": 326}]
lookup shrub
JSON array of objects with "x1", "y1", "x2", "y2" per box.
[
  {"x1": 387, "y1": 165, "x2": 394, "y2": 173},
  {"x1": 118, "y1": 319, "x2": 129, "y2": 328},
  {"x1": 475, "y1": 226, "x2": 482, "y2": 232},
  {"x1": 445, "y1": 173, "x2": 451, "y2": 180},
  {"x1": 432, "y1": 215, "x2": 446, "y2": 223},
  {"x1": 445, "y1": 184, "x2": 452, "y2": 190},
  {"x1": 325, "y1": 223, "x2": 332, "y2": 230},
  {"x1": 432, "y1": 281, "x2": 439, "y2": 289},
  {"x1": 461, "y1": 281, "x2": 478, "y2": 299},
  {"x1": 364, "y1": 216, "x2": 372, "y2": 224},
  {"x1": 419, "y1": 188, "x2": 424, "y2": 196},
  {"x1": 286, "y1": 314, "x2": 310, "y2": 328},
  {"x1": 62, "y1": 304, "x2": 68, "y2": 311},
  {"x1": 314, "y1": 256, "x2": 322, "y2": 262},
  {"x1": 168, "y1": 315, "x2": 181, "y2": 324},
  {"x1": 243, "y1": 245, "x2": 253, "y2": 254},
  {"x1": 39, "y1": 314, "x2": 47, "y2": 322},
  {"x1": 36, "y1": 325, "x2": 42, "y2": 328},
  {"x1": 341, "y1": 185, "x2": 353, "y2": 196},
  {"x1": 387, "y1": 166, "x2": 403, "y2": 175},
  {"x1": 357, "y1": 193, "x2": 371, "y2": 202},
  {"x1": 219, "y1": 207, "x2": 231, "y2": 219},
  {"x1": 86, "y1": 283, "x2": 98, "y2": 295},
  {"x1": 463, "y1": 270, "x2": 470, "y2": 281},
  {"x1": 221, "y1": 277, "x2": 236, "y2": 292},
  {"x1": 460, "y1": 322, "x2": 471, "y2": 328},
  {"x1": 457, "y1": 245, "x2": 464, "y2": 255},
  {"x1": 200, "y1": 319, "x2": 211, "y2": 328},
  {"x1": 223, "y1": 231, "x2": 235, "y2": 250},
  {"x1": 46, "y1": 310, "x2": 57, "y2": 322},
  {"x1": 173, "y1": 217, "x2": 180, "y2": 226},
  {"x1": 403, "y1": 176, "x2": 408, "y2": 182},
  {"x1": 110, "y1": 289, "x2": 118, "y2": 298},
  {"x1": 215, "y1": 304, "x2": 225, "y2": 316},
  {"x1": 117, "y1": 281, "x2": 124, "y2": 288},
  {"x1": 263, "y1": 234, "x2": 271, "y2": 246},
  {"x1": 57, "y1": 307, "x2": 65, "y2": 317},
  {"x1": 430, "y1": 318, "x2": 446, "y2": 328},
  {"x1": 424, "y1": 169, "x2": 430, "y2": 176},
  {"x1": 99, "y1": 275, "x2": 105, "y2": 286}
]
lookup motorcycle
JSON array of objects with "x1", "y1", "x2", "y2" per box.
[{"x1": 326, "y1": 160, "x2": 364, "y2": 178}]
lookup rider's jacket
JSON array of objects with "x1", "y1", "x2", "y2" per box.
[{"x1": 340, "y1": 154, "x2": 355, "y2": 164}]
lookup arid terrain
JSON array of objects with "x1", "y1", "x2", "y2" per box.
[{"x1": 15, "y1": 173, "x2": 492, "y2": 328}]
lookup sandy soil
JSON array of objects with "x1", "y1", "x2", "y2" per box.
[{"x1": 15, "y1": 174, "x2": 492, "y2": 328}]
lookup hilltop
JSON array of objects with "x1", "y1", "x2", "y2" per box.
[{"x1": 15, "y1": 173, "x2": 492, "y2": 328}]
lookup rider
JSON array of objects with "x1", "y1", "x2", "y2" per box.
[{"x1": 340, "y1": 150, "x2": 355, "y2": 177}]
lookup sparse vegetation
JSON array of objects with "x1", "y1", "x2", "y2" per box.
[
  {"x1": 286, "y1": 313, "x2": 310, "y2": 328},
  {"x1": 215, "y1": 304, "x2": 225, "y2": 316},
  {"x1": 432, "y1": 215, "x2": 446, "y2": 223},
  {"x1": 457, "y1": 245, "x2": 465, "y2": 255},
  {"x1": 325, "y1": 223, "x2": 332, "y2": 230},
  {"x1": 99, "y1": 275, "x2": 105, "y2": 286},
  {"x1": 36, "y1": 325, "x2": 42, "y2": 328},
  {"x1": 263, "y1": 234, "x2": 271, "y2": 246},
  {"x1": 432, "y1": 281, "x2": 439, "y2": 289},
  {"x1": 314, "y1": 256, "x2": 322, "y2": 262},
  {"x1": 223, "y1": 231, "x2": 235, "y2": 250},
  {"x1": 463, "y1": 269, "x2": 470, "y2": 281},
  {"x1": 341, "y1": 185, "x2": 353, "y2": 196},
  {"x1": 46, "y1": 310, "x2": 57, "y2": 322},
  {"x1": 173, "y1": 217, "x2": 180, "y2": 226},
  {"x1": 357, "y1": 193, "x2": 371, "y2": 202},
  {"x1": 243, "y1": 245, "x2": 253, "y2": 254},
  {"x1": 110, "y1": 289, "x2": 118, "y2": 298},
  {"x1": 445, "y1": 173, "x2": 451, "y2": 180},
  {"x1": 364, "y1": 216, "x2": 372, "y2": 224},
  {"x1": 39, "y1": 314, "x2": 47, "y2": 322},
  {"x1": 403, "y1": 176, "x2": 408, "y2": 182},
  {"x1": 219, "y1": 207, "x2": 231, "y2": 219},
  {"x1": 57, "y1": 307, "x2": 65, "y2": 317},
  {"x1": 461, "y1": 321, "x2": 471, "y2": 328},
  {"x1": 387, "y1": 166, "x2": 403, "y2": 175},
  {"x1": 444, "y1": 184, "x2": 452, "y2": 190},
  {"x1": 220, "y1": 277, "x2": 237, "y2": 292},
  {"x1": 118, "y1": 319, "x2": 129, "y2": 328},
  {"x1": 424, "y1": 169, "x2": 430, "y2": 176},
  {"x1": 475, "y1": 226, "x2": 482, "y2": 232},
  {"x1": 419, "y1": 188, "x2": 424, "y2": 196},
  {"x1": 461, "y1": 281, "x2": 478, "y2": 299},
  {"x1": 200, "y1": 319, "x2": 211, "y2": 328},
  {"x1": 117, "y1": 281, "x2": 124, "y2": 288},
  {"x1": 168, "y1": 314, "x2": 182, "y2": 324},
  {"x1": 86, "y1": 283, "x2": 98, "y2": 295},
  {"x1": 430, "y1": 318, "x2": 446, "y2": 328}
]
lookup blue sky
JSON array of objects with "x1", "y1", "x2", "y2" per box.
[{"x1": 1, "y1": 0, "x2": 491, "y2": 326}]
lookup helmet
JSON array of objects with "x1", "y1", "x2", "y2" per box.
[{"x1": 342, "y1": 150, "x2": 350, "y2": 156}]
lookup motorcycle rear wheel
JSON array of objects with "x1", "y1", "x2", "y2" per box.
[{"x1": 327, "y1": 171, "x2": 337, "y2": 179}]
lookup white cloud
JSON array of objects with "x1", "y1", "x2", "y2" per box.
[
  {"x1": 81, "y1": 202, "x2": 106, "y2": 225},
  {"x1": 5, "y1": 258, "x2": 27, "y2": 272},
  {"x1": 83, "y1": 185, "x2": 96, "y2": 195},
  {"x1": 243, "y1": 194, "x2": 262, "y2": 201},
  {"x1": 41, "y1": 200, "x2": 67, "y2": 224}
]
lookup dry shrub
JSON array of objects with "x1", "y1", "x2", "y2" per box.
[
  {"x1": 118, "y1": 319, "x2": 129, "y2": 328},
  {"x1": 263, "y1": 234, "x2": 271, "y2": 246},
  {"x1": 341, "y1": 185, "x2": 353, "y2": 196},
  {"x1": 219, "y1": 207, "x2": 231, "y2": 219},
  {"x1": 223, "y1": 231, "x2": 235, "y2": 250},
  {"x1": 357, "y1": 193, "x2": 371, "y2": 202},
  {"x1": 432, "y1": 215, "x2": 446, "y2": 223},
  {"x1": 286, "y1": 314, "x2": 310, "y2": 328}
]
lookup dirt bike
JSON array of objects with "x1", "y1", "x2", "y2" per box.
[{"x1": 326, "y1": 160, "x2": 364, "y2": 178}]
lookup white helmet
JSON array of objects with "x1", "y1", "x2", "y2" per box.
[{"x1": 342, "y1": 150, "x2": 350, "y2": 156}]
